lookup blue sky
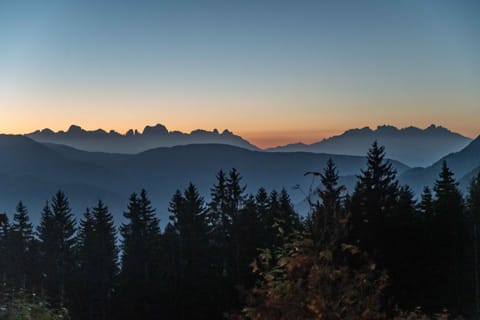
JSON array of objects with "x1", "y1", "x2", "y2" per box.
[{"x1": 0, "y1": 0, "x2": 479, "y2": 147}]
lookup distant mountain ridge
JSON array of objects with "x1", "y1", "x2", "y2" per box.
[
  {"x1": 0, "y1": 135, "x2": 409, "y2": 225},
  {"x1": 26, "y1": 124, "x2": 260, "y2": 153},
  {"x1": 400, "y1": 134, "x2": 480, "y2": 193},
  {"x1": 267, "y1": 125, "x2": 472, "y2": 167}
]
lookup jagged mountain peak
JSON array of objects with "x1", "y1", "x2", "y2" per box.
[
  {"x1": 267, "y1": 124, "x2": 472, "y2": 167},
  {"x1": 26, "y1": 123, "x2": 259, "y2": 153}
]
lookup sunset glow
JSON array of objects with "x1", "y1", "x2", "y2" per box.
[{"x1": 1, "y1": 0, "x2": 479, "y2": 147}]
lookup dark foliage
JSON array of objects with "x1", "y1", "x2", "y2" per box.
[{"x1": 0, "y1": 145, "x2": 479, "y2": 319}]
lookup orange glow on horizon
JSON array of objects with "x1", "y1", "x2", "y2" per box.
[
  {"x1": 240, "y1": 129, "x2": 340, "y2": 149},
  {"x1": 0, "y1": 119, "x2": 478, "y2": 149}
]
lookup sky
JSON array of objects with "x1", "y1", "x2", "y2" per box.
[{"x1": 0, "y1": 0, "x2": 479, "y2": 148}]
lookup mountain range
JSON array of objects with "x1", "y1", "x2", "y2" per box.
[
  {"x1": 27, "y1": 124, "x2": 259, "y2": 153},
  {"x1": 1, "y1": 124, "x2": 479, "y2": 225},
  {"x1": 0, "y1": 134, "x2": 409, "y2": 226},
  {"x1": 399, "y1": 134, "x2": 480, "y2": 193},
  {"x1": 27, "y1": 124, "x2": 471, "y2": 168},
  {"x1": 267, "y1": 125, "x2": 471, "y2": 167}
]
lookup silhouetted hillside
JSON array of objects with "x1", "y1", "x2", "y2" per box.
[
  {"x1": 400, "y1": 135, "x2": 480, "y2": 193},
  {"x1": 0, "y1": 136, "x2": 409, "y2": 225},
  {"x1": 267, "y1": 125, "x2": 471, "y2": 167},
  {"x1": 26, "y1": 124, "x2": 260, "y2": 153}
]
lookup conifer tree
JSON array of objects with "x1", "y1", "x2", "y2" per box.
[
  {"x1": 268, "y1": 190, "x2": 280, "y2": 221},
  {"x1": 37, "y1": 192, "x2": 76, "y2": 307},
  {"x1": 308, "y1": 159, "x2": 347, "y2": 248},
  {"x1": 76, "y1": 201, "x2": 118, "y2": 320},
  {"x1": 264, "y1": 190, "x2": 281, "y2": 247},
  {"x1": 9, "y1": 201, "x2": 35, "y2": 289},
  {"x1": 469, "y1": 173, "x2": 480, "y2": 218},
  {"x1": 468, "y1": 172, "x2": 480, "y2": 317},
  {"x1": 385, "y1": 185, "x2": 420, "y2": 306},
  {"x1": 208, "y1": 170, "x2": 228, "y2": 229},
  {"x1": 278, "y1": 188, "x2": 301, "y2": 234},
  {"x1": 168, "y1": 183, "x2": 213, "y2": 319},
  {"x1": 226, "y1": 168, "x2": 247, "y2": 216},
  {"x1": 118, "y1": 190, "x2": 161, "y2": 320},
  {"x1": 431, "y1": 161, "x2": 465, "y2": 311},
  {"x1": 350, "y1": 141, "x2": 399, "y2": 256},
  {"x1": 395, "y1": 185, "x2": 417, "y2": 221},
  {"x1": 255, "y1": 188, "x2": 269, "y2": 219},
  {"x1": 434, "y1": 161, "x2": 464, "y2": 222},
  {"x1": 418, "y1": 186, "x2": 434, "y2": 217},
  {"x1": 0, "y1": 212, "x2": 10, "y2": 286},
  {"x1": 319, "y1": 158, "x2": 344, "y2": 217},
  {"x1": 37, "y1": 201, "x2": 54, "y2": 299}
]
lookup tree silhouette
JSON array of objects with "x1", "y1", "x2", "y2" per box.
[
  {"x1": 37, "y1": 191, "x2": 76, "y2": 308},
  {"x1": 8, "y1": 201, "x2": 35, "y2": 289},
  {"x1": 350, "y1": 141, "x2": 399, "y2": 258},
  {"x1": 76, "y1": 201, "x2": 118, "y2": 320},
  {"x1": 117, "y1": 190, "x2": 161, "y2": 320}
]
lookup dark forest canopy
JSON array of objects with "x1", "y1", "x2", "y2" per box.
[{"x1": 0, "y1": 143, "x2": 479, "y2": 319}]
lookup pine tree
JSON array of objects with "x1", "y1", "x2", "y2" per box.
[
  {"x1": 37, "y1": 191, "x2": 77, "y2": 307},
  {"x1": 264, "y1": 190, "x2": 281, "y2": 247},
  {"x1": 468, "y1": 173, "x2": 480, "y2": 220},
  {"x1": 395, "y1": 185, "x2": 417, "y2": 221},
  {"x1": 9, "y1": 201, "x2": 35, "y2": 289},
  {"x1": 418, "y1": 186, "x2": 434, "y2": 217},
  {"x1": 207, "y1": 170, "x2": 229, "y2": 272},
  {"x1": 308, "y1": 159, "x2": 347, "y2": 248},
  {"x1": 432, "y1": 161, "x2": 465, "y2": 311},
  {"x1": 168, "y1": 183, "x2": 213, "y2": 319},
  {"x1": 350, "y1": 141, "x2": 399, "y2": 256},
  {"x1": 0, "y1": 212, "x2": 10, "y2": 286},
  {"x1": 319, "y1": 158, "x2": 344, "y2": 217},
  {"x1": 278, "y1": 188, "x2": 301, "y2": 235},
  {"x1": 208, "y1": 170, "x2": 228, "y2": 229},
  {"x1": 233, "y1": 195, "x2": 265, "y2": 289},
  {"x1": 76, "y1": 201, "x2": 118, "y2": 320},
  {"x1": 468, "y1": 172, "x2": 480, "y2": 317},
  {"x1": 118, "y1": 190, "x2": 161, "y2": 320},
  {"x1": 226, "y1": 168, "x2": 247, "y2": 216},
  {"x1": 434, "y1": 161, "x2": 464, "y2": 221},
  {"x1": 255, "y1": 188, "x2": 269, "y2": 219},
  {"x1": 37, "y1": 201, "x2": 54, "y2": 300},
  {"x1": 385, "y1": 185, "x2": 420, "y2": 306},
  {"x1": 158, "y1": 222, "x2": 181, "y2": 318}
]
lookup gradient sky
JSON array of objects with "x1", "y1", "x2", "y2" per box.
[{"x1": 0, "y1": 0, "x2": 479, "y2": 148}]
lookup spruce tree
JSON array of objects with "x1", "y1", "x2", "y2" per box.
[
  {"x1": 208, "y1": 170, "x2": 228, "y2": 229},
  {"x1": 76, "y1": 201, "x2": 118, "y2": 320},
  {"x1": 468, "y1": 172, "x2": 480, "y2": 317},
  {"x1": 432, "y1": 161, "x2": 465, "y2": 311},
  {"x1": 37, "y1": 201, "x2": 54, "y2": 300},
  {"x1": 37, "y1": 191, "x2": 76, "y2": 307},
  {"x1": 386, "y1": 185, "x2": 420, "y2": 306},
  {"x1": 319, "y1": 158, "x2": 344, "y2": 217},
  {"x1": 232, "y1": 195, "x2": 264, "y2": 289},
  {"x1": 350, "y1": 141, "x2": 399, "y2": 256},
  {"x1": 265, "y1": 190, "x2": 281, "y2": 247},
  {"x1": 418, "y1": 186, "x2": 434, "y2": 217},
  {"x1": 278, "y1": 188, "x2": 301, "y2": 235},
  {"x1": 0, "y1": 212, "x2": 10, "y2": 286},
  {"x1": 168, "y1": 183, "x2": 213, "y2": 319},
  {"x1": 394, "y1": 185, "x2": 417, "y2": 221},
  {"x1": 469, "y1": 172, "x2": 480, "y2": 216},
  {"x1": 118, "y1": 190, "x2": 161, "y2": 320},
  {"x1": 309, "y1": 159, "x2": 347, "y2": 248},
  {"x1": 226, "y1": 168, "x2": 247, "y2": 216},
  {"x1": 9, "y1": 201, "x2": 35, "y2": 289},
  {"x1": 255, "y1": 188, "x2": 269, "y2": 219}
]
